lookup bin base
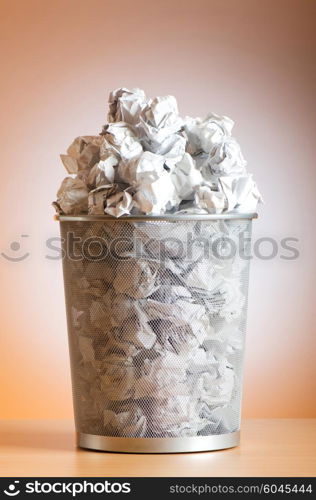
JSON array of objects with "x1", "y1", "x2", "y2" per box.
[{"x1": 77, "y1": 431, "x2": 240, "y2": 453}]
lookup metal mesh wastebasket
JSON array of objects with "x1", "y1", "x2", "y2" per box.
[{"x1": 57, "y1": 213, "x2": 256, "y2": 453}]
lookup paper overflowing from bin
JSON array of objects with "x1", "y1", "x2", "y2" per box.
[
  {"x1": 65, "y1": 218, "x2": 250, "y2": 438},
  {"x1": 54, "y1": 87, "x2": 262, "y2": 216}
]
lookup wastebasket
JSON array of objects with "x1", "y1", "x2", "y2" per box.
[{"x1": 57, "y1": 213, "x2": 256, "y2": 453}]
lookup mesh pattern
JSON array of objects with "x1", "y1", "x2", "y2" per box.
[{"x1": 60, "y1": 219, "x2": 252, "y2": 439}]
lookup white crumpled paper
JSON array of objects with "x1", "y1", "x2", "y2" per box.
[
  {"x1": 108, "y1": 87, "x2": 146, "y2": 125},
  {"x1": 54, "y1": 177, "x2": 89, "y2": 215},
  {"x1": 103, "y1": 406, "x2": 147, "y2": 437},
  {"x1": 194, "y1": 185, "x2": 227, "y2": 214},
  {"x1": 137, "y1": 95, "x2": 183, "y2": 146},
  {"x1": 60, "y1": 136, "x2": 102, "y2": 178},
  {"x1": 183, "y1": 113, "x2": 234, "y2": 155},
  {"x1": 202, "y1": 137, "x2": 247, "y2": 177},
  {"x1": 87, "y1": 183, "x2": 133, "y2": 217},
  {"x1": 87, "y1": 157, "x2": 117, "y2": 188},
  {"x1": 102, "y1": 123, "x2": 143, "y2": 161},
  {"x1": 113, "y1": 259, "x2": 159, "y2": 298},
  {"x1": 171, "y1": 153, "x2": 203, "y2": 200},
  {"x1": 88, "y1": 184, "x2": 117, "y2": 215},
  {"x1": 133, "y1": 171, "x2": 180, "y2": 215},
  {"x1": 117, "y1": 151, "x2": 165, "y2": 185},
  {"x1": 54, "y1": 87, "x2": 261, "y2": 216}
]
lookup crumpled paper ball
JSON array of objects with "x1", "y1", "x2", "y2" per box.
[{"x1": 54, "y1": 87, "x2": 262, "y2": 217}]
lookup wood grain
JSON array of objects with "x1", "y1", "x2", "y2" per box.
[{"x1": 0, "y1": 419, "x2": 315, "y2": 477}]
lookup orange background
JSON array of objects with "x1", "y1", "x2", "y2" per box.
[{"x1": 0, "y1": 0, "x2": 315, "y2": 419}]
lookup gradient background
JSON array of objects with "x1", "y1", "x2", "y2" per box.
[{"x1": 0, "y1": 0, "x2": 315, "y2": 420}]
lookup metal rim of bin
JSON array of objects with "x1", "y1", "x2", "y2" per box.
[
  {"x1": 58, "y1": 212, "x2": 256, "y2": 453},
  {"x1": 55, "y1": 212, "x2": 257, "y2": 222},
  {"x1": 78, "y1": 431, "x2": 240, "y2": 454}
]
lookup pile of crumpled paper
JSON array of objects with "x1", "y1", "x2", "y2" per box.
[{"x1": 54, "y1": 87, "x2": 261, "y2": 216}]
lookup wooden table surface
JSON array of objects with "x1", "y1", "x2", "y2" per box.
[{"x1": 0, "y1": 419, "x2": 315, "y2": 477}]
